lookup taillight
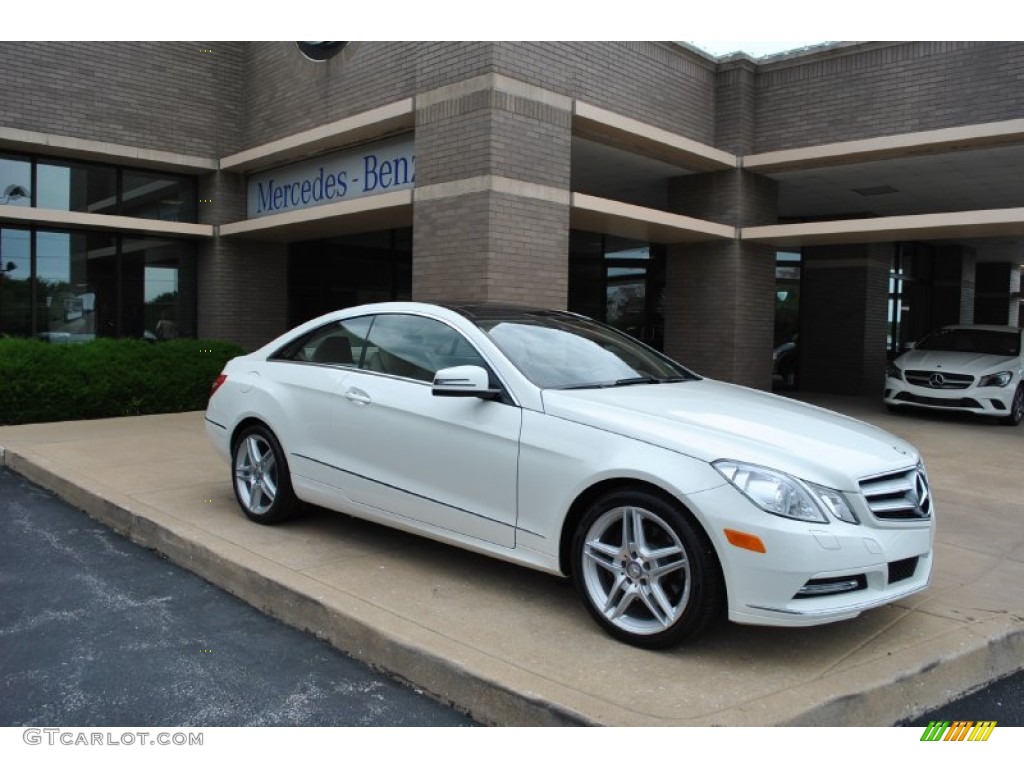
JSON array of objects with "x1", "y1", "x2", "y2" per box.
[{"x1": 209, "y1": 373, "x2": 227, "y2": 400}]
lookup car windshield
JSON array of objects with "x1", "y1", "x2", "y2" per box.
[
  {"x1": 473, "y1": 311, "x2": 698, "y2": 389},
  {"x1": 916, "y1": 328, "x2": 1020, "y2": 357}
]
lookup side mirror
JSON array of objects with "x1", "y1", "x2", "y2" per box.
[
  {"x1": 903, "y1": 341, "x2": 917, "y2": 351},
  {"x1": 432, "y1": 365, "x2": 502, "y2": 400}
]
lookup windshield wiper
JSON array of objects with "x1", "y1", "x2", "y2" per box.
[{"x1": 559, "y1": 375, "x2": 691, "y2": 390}]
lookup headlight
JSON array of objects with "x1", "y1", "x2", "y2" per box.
[
  {"x1": 978, "y1": 371, "x2": 1013, "y2": 388},
  {"x1": 713, "y1": 460, "x2": 858, "y2": 525},
  {"x1": 886, "y1": 362, "x2": 903, "y2": 380}
]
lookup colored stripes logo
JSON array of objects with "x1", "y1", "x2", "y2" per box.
[{"x1": 920, "y1": 721, "x2": 997, "y2": 741}]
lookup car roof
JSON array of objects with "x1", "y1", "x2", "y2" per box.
[{"x1": 441, "y1": 302, "x2": 583, "y2": 324}]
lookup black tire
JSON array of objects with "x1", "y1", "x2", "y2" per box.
[
  {"x1": 1001, "y1": 384, "x2": 1024, "y2": 426},
  {"x1": 570, "y1": 488, "x2": 723, "y2": 649},
  {"x1": 231, "y1": 424, "x2": 301, "y2": 524}
]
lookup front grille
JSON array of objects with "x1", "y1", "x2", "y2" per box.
[
  {"x1": 859, "y1": 467, "x2": 932, "y2": 521},
  {"x1": 888, "y1": 556, "x2": 919, "y2": 584},
  {"x1": 905, "y1": 370, "x2": 974, "y2": 389},
  {"x1": 894, "y1": 392, "x2": 982, "y2": 409}
]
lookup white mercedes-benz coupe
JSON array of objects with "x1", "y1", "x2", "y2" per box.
[
  {"x1": 206, "y1": 302, "x2": 934, "y2": 648},
  {"x1": 885, "y1": 324, "x2": 1024, "y2": 426}
]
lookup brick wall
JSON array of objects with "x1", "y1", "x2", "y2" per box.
[
  {"x1": 242, "y1": 42, "x2": 495, "y2": 148},
  {"x1": 663, "y1": 170, "x2": 778, "y2": 388},
  {"x1": 197, "y1": 171, "x2": 287, "y2": 348},
  {"x1": 754, "y1": 42, "x2": 1024, "y2": 151},
  {"x1": 412, "y1": 74, "x2": 572, "y2": 309},
  {"x1": 0, "y1": 41, "x2": 244, "y2": 157}
]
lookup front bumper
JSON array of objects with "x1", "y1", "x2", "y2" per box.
[
  {"x1": 691, "y1": 483, "x2": 934, "y2": 627},
  {"x1": 884, "y1": 375, "x2": 1017, "y2": 417}
]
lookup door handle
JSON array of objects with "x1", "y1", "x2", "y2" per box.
[{"x1": 344, "y1": 388, "x2": 372, "y2": 405}]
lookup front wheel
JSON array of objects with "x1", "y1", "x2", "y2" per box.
[
  {"x1": 231, "y1": 425, "x2": 301, "y2": 524},
  {"x1": 570, "y1": 488, "x2": 723, "y2": 649},
  {"x1": 1001, "y1": 384, "x2": 1024, "y2": 426}
]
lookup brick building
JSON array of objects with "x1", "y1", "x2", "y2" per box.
[{"x1": 1, "y1": 41, "x2": 1021, "y2": 395}]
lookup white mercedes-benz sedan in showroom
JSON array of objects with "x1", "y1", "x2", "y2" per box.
[
  {"x1": 206, "y1": 302, "x2": 934, "y2": 648},
  {"x1": 885, "y1": 324, "x2": 1024, "y2": 426}
]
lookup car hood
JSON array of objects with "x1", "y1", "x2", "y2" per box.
[
  {"x1": 895, "y1": 349, "x2": 1018, "y2": 374},
  {"x1": 542, "y1": 380, "x2": 919, "y2": 490}
]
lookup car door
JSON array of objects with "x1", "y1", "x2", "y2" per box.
[
  {"x1": 265, "y1": 316, "x2": 369, "y2": 492},
  {"x1": 328, "y1": 312, "x2": 522, "y2": 548}
]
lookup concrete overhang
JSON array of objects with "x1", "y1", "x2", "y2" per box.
[
  {"x1": 570, "y1": 193, "x2": 734, "y2": 243},
  {"x1": 744, "y1": 119, "x2": 1024, "y2": 173},
  {"x1": 0, "y1": 126, "x2": 217, "y2": 174},
  {"x1": 742, "y1": 208, "x2": 1024, "y2": 247},
  {"x1": 219, "y1": 190, "x2": 413, "y2": 242},
  {"x1": 220, "y1": 100, "x2": 415, "y2": 174},
  {"x1": 573, "y1": 102, "x2": 737, "y2": 173},
  {"x1": 0, "y1": 206, "x2": 213, "y2": 238}
]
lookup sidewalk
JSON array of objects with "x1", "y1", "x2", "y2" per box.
[{"x1": 1, "y1": 397, "x2": 1022, "y2": 725}]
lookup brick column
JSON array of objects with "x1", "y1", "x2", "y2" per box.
[
  {"x1": 663, "y1": 170, "x2": 777, "y2": 389},
  {"x1": 800, "y1": 244, "x2": 892, "y2": 396},
  {"x1": 411, "y1": 77, "x2": 572, "y2": 308},
  {"x1": 197, "y1": 170, "x2": 288, "y2": 349}
]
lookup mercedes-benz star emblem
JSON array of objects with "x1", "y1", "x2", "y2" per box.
[{"x1": 928, "y1": 373, "x2": 945, "y2": 388}]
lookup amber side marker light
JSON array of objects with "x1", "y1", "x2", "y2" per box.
[{"x1": 724, "y1": 529, "x2": 766, "y2": 553}]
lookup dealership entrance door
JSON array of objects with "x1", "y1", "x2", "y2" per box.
[{"x1": 287, "y1": 228, "x2": 412, "y2": 328}]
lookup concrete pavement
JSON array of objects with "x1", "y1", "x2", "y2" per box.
[{"x1": 1, "y1": 397, "x2": 1022, "y2": 726}]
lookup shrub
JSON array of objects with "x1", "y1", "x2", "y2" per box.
[{"x1": 0, "y1": 338, "x2": 245, "y2": 425}]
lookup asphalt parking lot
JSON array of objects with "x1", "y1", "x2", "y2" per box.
[{"x1": 0, "y1": 395, "x2": 1021, "y2": 726}]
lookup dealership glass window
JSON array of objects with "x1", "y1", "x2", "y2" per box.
[
  {"x1": 35, "y1": 230, "x2": 118, "y2": 340},
  {"x1": 568, "y1": 231, "x2": 666, "y2": 349},
  {"x1": 121, "y1": 237, "x2": 196, "y2": 340},
  {"x1": 772, "y1": 251, "x2": 802, "y2": 390},
  {"x1": 0, "y1": 154, "x2": 32, "y2": 207},
  {"x1": 2, "y1": 154, "x2": 197, "y2": 222},
  {"x1": 0, "y1": 227, "x2": 32, "y2": 336},
  {"x1": 122, "y1": 169, "x2": 197, "y2": 221},
  {"x1": 36, "y1": 160, "x2": 118, "y2": 215},
  {"x1": 0, "y1": 228, "x2": 195, "y2": 340}
]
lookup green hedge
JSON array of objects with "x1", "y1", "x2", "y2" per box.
[{"x1": 0, "y1": 338, "x2": 246, "y2": 425}]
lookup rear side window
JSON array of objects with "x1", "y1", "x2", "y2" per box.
[
  {"x1": 272, "y1": 316, "x2": 373, "y2": 367},
  {"x1": 361, "y1": 314, "x2": 487, "y2": 383}
]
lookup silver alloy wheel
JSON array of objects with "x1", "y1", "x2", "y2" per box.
[
  {"x1": 233, "y1": 433, "x2": 279, "y2": 516},
  {"x1": 581, "y1": 505, "x2": 692, "y2": 636}
]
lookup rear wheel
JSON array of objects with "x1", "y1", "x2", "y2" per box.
[
  {"x1": 570, "y1": 488, "x2": 722, "y2": 649},
  {"x1": 232, "y1": 425, "x2": 301, "y2": 524},
  {"x1": 1001, "y1": 384, "x2": 1024, "y2": 426}
]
